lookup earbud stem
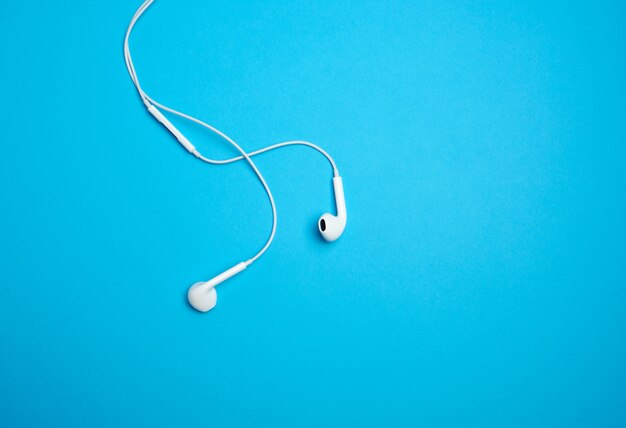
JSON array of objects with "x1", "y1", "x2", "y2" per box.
[
  {"x1": 204, "y1": 262, "x2": 247, "y2": 289},
  {"x1": 333, "y1": 176, "x2": 346, "y2": 220}
]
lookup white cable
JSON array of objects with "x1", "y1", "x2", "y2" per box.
[
  {"x1": 124, "y1": 0, "x2": 339, "y2": 176},
  {"x1": 126, "y1": 0, "x2": 279, "y2": 265},
  {"x1": 124, "y1": 0, "x2": 340, "y2": 266}
]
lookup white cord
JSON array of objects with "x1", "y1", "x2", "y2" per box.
[
  {"x1": 126, "y1": 0, "x2": 281, "y2": 264},
  {"x1": 124, "y1": 0, "x2": 339, "y2": 265},
  {"x1": 124, "y1": 1, "x2": 339, "y2": 175}
]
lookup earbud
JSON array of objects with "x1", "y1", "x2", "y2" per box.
[
  {"x1": 187, "y1": 282, "x2": 218, "y2": 312},
  {"x1": 187, "y1": 262, "x2": 247, "y2": 312},
  {"x1": 319, "y1": 176, "x2": 347, "y2": 242}
]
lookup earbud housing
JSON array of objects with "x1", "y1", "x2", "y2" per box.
[{"x1": 319, "y1": 176, "x2": 347, "y2": 242}]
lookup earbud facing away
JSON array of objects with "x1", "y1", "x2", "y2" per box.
[
  {"x1": 188, "y1": 282, "x2": 218, "y2": 312},
  {"x1": 187, "y1": 262, "x2": 247, "y2": 312},
  {"x1": 319, "y1": 176, "x2": 347, "y2": 242}
]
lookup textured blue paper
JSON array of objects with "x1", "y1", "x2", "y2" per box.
[{"x1": 1, "y1": 1, "x2": 625, "y2": 426}]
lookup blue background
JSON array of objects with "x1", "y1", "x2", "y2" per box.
[{"x1": 1, "y1": 0, "x2": 625, "y2": 426}]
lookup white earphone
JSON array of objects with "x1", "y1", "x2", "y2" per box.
[{"x1": 124, "y1": 0, "x2": 347, "y2": 312}]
